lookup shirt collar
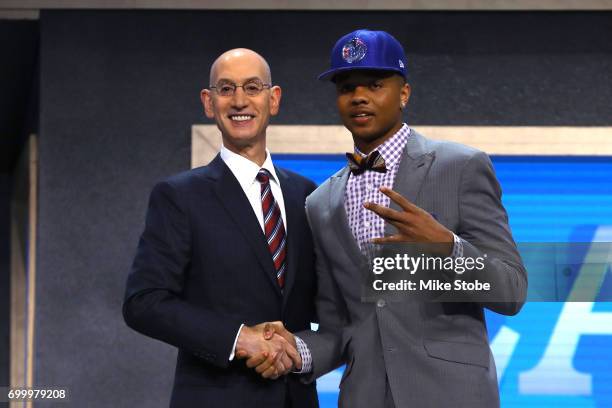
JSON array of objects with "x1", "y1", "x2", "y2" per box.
[
  {"x1": 220, "y1": 145, "x2": 280, "y2": 191},
  {"x1": 354, "y1": 123, "x2": 411, "y2": 170}
]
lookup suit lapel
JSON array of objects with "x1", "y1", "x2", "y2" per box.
[
  {"x1": 384, "y1": 131, "x2": 435, "y2": 237},
  {"x1": 208, "y1": 155, "x2": 282, "y2": 297},
  {"x1": 329, "y1": 167, "x2": 367, "y2": 271}
]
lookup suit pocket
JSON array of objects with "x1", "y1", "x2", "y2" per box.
[{"x1": 423, "y1": 339, "x2": 490, "y2": 369}]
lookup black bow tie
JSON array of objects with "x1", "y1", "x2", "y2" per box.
[{"x1": 346, "y1": 150, "x2": 387, "y2": 175}]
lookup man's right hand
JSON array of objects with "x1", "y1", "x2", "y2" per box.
[
  {"x1": 235, "y1": 323, "x2": 298, "y2": 379},
  {"x1": 241, "y1": 321, "x2": 302, "y2": 377}
]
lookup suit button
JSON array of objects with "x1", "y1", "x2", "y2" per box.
[{"x1": 377, "y1": 299, "x2": 386, "y2": 308}]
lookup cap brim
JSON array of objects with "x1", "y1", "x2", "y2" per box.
[{"x1": 317, "y1": 66, "x2": 406, "y2": 81}]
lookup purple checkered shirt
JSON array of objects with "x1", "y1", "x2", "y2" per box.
[{"x1": 346, "y1": 124, "x2": 411, "y2": 251}]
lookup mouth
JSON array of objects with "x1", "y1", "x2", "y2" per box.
[
  {"x1": 350, "y1": 111, "x2": 374, "y2": 124},
  {"x1": 228, "y1": 114, "x2": 255, "y2": 122},
  {"x1": 351, "y1": 110, "x2": 374, "y2": 116}
]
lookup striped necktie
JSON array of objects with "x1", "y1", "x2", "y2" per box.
[{"x1": 256, "y1": 169, "x2": 286, "y2": 289}]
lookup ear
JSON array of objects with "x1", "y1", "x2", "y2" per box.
[
  {"x1": 400, "y1": 82, "x2": 411, "y2": 108},
  {"x1": 268, "y1": 85, "x2": 282, "y2": 116},
  {"x1": 201, "y1": 89, "x2": 215, "y2": 119}
]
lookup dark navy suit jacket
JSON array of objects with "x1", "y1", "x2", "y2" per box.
[{"x1": 123, "y1": 154, "x2": 319, "y2": 408}]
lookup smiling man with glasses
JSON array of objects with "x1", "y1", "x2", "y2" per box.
[
  {"x1": 201, "y1": 52, "x2": 281, "y2": 165},
  {"x1": 123, "y1": 48, "x2": 319, "y2": 408}
]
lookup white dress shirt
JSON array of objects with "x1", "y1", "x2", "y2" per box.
[{"x1": 220, "y1": 145, "x2": 287, "y2": 233}]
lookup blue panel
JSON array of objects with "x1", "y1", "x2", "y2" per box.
[{"x1": 273, "y1": 154, "x2": 612, "y2": 408}]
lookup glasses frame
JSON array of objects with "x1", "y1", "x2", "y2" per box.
[{"x1": 209, "y1": 80, "x2": 272, "y2": 97}]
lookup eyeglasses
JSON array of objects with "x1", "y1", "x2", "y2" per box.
[{"x1": 209, "y1": 79, "x2": 272, "y2": 97}]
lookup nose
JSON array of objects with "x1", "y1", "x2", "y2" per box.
[
  {"x1": 231, "y1": 86, "x2": 249, "y2": 109},
  {"x1": 350, "y1": 85, "x2": 369, "y2": 105}
]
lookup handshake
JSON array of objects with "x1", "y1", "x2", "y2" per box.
[{"x1": 235, "y1": 321, "x2": 301, "y2": 380}]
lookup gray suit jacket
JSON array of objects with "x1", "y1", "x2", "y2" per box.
[{"x1": 298, "y1": 130, "x2": 527, "y2": 408}]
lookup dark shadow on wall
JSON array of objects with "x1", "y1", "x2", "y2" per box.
[
  {"x1": 0, "y1": 174, "x2": 9, "y2": 388},
  {"x1": 0, "y1": 20, "x2": 38, "y2": 173}
]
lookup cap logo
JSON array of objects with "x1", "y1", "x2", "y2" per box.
[
  {"x1": 342, "y1": 37, "x2": 367, "y2": 64},
  {"x1": 399, "y1": 60, "x2": 405, "y2": 68}
]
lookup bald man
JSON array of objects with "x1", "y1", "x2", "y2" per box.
[{"x1": 123, "y1": 49, "x2": 319, "y2": 408}]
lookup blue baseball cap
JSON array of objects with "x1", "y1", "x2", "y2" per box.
[{"x1": 318, "y1": 29, "x2": 407, "y2": 81}]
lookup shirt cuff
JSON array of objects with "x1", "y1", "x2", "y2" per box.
[
  {"x1": 292, "y1": 335, "x2": 313, "y2": 373},
  {"x1": 229, "y1": 323, "x2": 245, "y2": 361},
  {"x1": 451, "y1": 233, "x2": 464, "y2": 259}
]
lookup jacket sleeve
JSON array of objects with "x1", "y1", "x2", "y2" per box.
[
  {"x1": 454, "y1": 151, "x2": 528, "y2": 315},
  {"x1": 122, "y1": 180, "x2": 242, "y2": 368}
]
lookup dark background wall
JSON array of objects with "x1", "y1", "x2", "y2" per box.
[
  {"x1": 0, "y1": 19, "x2": 38, "y2": 392},
  {"x1": 35, "y1": 10, "x2": 612, "y2": 406}
]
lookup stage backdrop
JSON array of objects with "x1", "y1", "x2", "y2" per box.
[{"x1": 30, "y1": 9, "x2": 612, "y2": 407}]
